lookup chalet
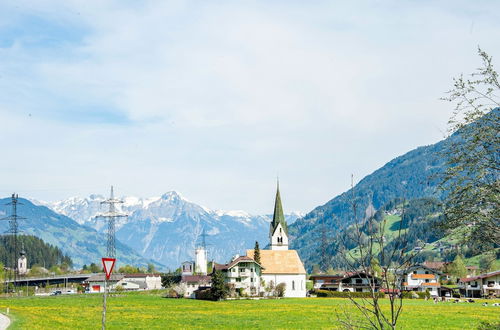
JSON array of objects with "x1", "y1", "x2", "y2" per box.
[
  {"x1": 459, "y1": 270, "x2": 500, "y2": 298},
  {"x1": 213, "y1": 255, "x2": 263, "y2": 296},
  {"x1": 310, "y1": 272, "x2": 380, "y2": 293},
  {"x1": 398, "y1": 265, "x2": 442, "y2": 297}
]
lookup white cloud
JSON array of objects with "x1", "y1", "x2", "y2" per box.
[{"x1": 0, "y1": 0, "x2": 499, "y2": 213}]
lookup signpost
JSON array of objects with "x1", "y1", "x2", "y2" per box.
[{"x1": 101, "y1": 258, "x2": 116, "y2": 330}]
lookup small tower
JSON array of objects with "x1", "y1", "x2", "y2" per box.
[
  {"x1": 18, "y1": 245, "x2": 28, "y2": 275},
  {"x1": 195, "y1": 248, "x2": 207, "y2": 275},
  {"x1": 269, "y1": 181, "x2": 289, "y2": 251}
]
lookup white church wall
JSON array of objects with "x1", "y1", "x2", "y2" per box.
[
  {"x1": 270, "y1": 223, "x2": 289, "y2": 251},
  {"x1": 261, "y1": 274, "x2": 307, "y2": 298}
]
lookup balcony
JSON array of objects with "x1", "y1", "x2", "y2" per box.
[{"x1": 239, "y1": 272, "x2": 251, "y2": 277}]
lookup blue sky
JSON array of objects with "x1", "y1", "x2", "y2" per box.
[{"x1": 0, "y1": 0, "x2": 499, "y2": 213}]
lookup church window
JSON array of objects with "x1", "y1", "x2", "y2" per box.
[{"x1": 292, "y1": 281, "x2": 295, "y2": 290}]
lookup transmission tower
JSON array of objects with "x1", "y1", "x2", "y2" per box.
[
  {"x1": 1, "y1": 194, "x2": 25, "y2": 291},
  {"x1": 95, "y1": 186, "x2": 127, "y2": 258}
]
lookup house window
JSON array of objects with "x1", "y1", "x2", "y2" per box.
[
  {"x1": 356, "y1": 288, "x2": 363, "y2": 292},
  {"x1": 292, "y1": 281, "x2": 295, "y2": 290},
  {"x1": 232, "y1": 269, "x2": 236, "y2": 272},
  {"x1": 413, "y1": 271, "x2": 417, "y2": 275},
  {"x1": 425, "y1": 271, "x2": 429, "y2": 274},
  {"x1": 250, "y1": 278, "x2": 254, "y2": 282},
  {"x1": 356, "y1": 279, "x2": 363, "y2": 284},
  {"x1": 236, "y1": 278, "x2": 241, "y2": 282},
  {"x1": 425, "y1": 279, "x2": 429, "y2": 283}
]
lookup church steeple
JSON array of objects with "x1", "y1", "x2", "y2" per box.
[{"x1": 269, "y1": 180, "x2": 289, "y2": 250}]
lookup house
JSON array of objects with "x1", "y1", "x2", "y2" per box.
[
  {"x1": 309, "y1": 275, "x2": 344, "y2": 290},
  {"x1": 310, "y1": 272, "x2": 380, "y2": 292},
  {"x1": 398, "y1": 265, "x2": 442, "y2": 297},
  {"x1": 181, "y1": 275, "x2": 211, "y2": 298},
  {"x1": 213, "y1": 255, "x2": 263, "y2": 296},
  {"x1": 84, "y1": 273, "x2": 162, "y2": 293},
  {"x1": 245, "y1": 182, "x2": 307, "y2": 298},
  {"x1": 459, "y1": 270, "x2": 500, "y2": 298}
]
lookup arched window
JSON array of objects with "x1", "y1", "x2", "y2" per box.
[{"x1": 292, "y1": 281, "x2": 295, "y2": 290}]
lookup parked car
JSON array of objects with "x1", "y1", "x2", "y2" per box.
[{"x1": 51, "y1": 290, "x2": 62, "y2": 296}]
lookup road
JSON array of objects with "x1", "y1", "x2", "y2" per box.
[{"x1": 0, "y1": 313, "x2": 10, "y2": 329}]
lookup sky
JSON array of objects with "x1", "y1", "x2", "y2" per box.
[{"x1": 0, "y1": 1, "x2": 499, "y2": 214}]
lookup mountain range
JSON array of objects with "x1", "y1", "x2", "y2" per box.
[{"x1": 42, "y1": 192, "x2": 303, "y2": 270}]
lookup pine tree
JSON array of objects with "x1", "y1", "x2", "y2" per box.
[
  {"x1": 254, "y1": 241, "x2": 261, "y2": 264},
  {"x1": 210, "y1": 270, "x2": 228, "y2": 301}
]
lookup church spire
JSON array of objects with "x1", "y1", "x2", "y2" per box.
[{"x1": 271, "y1": 179, "x2": 287, "y2": 235}]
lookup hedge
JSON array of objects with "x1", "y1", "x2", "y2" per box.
[{"x1": 315, "y1": 290, "x2": 384, "y2": 298}]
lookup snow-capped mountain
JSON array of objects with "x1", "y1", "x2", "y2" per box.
[{"x1": 44, "y1": 191, "x2": 303, "y2": 269}]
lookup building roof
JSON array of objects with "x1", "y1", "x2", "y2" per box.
[
  {"x1": 247, "y1": 249, "x2": 306, "y2": 275},
  {"x1": 181, "y1": 275, "x2": 211, "y2": 283},
  {"x1": 460, "y1": 270, "x2": 500, "y2": 283},
  {"x1": 270, "y1": 182, "x2": 288, "y2": 236},
  {"x1": 213, "y1": 256, "x2": 260, "y2": 271},
  {"x1": 85, "y1": 274, "x2": 125, "y2": 282},
  {"x1": 124, "y1": 274, "x2": 161, "y2": 278}
]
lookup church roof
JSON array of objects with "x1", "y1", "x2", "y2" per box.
[
  {"x1": 270, "y1": 182, "x2": 288, "y2": 236},
  {"x1": 246, "y1": 249, "x2": 306, "y2": 275}
]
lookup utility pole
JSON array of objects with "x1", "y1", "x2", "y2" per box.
[
  {"x1": 95, "y1": 186, "x2": 128, "y2": 258},
  {"x1": 1, "y1": 194, "x2": 25, "y2": 294},
  {"x1": 95, "y1": 186, "x2": 126, "y2": 329}
]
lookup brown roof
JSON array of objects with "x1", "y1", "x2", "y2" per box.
[
  {"x1": 247, "y1": 249, "x2": 306, "y2": 275},
  {"x1": 213, "y1": 256, "x2": 260, "y2": 271},
  {"x1": 423, "y1": 261, "x2": 448, "y2": 270},
  {"x1": 124, "y1": 274, "x2": 161, "y2": 278},
  {"x1": 85, "y1": 274, "x2": 125, "y2": 282},
  {"x1": 181, "y1": 275, "x2": 211, "y2": 283},
  {"x1": 460, "y1": 270, "x2": 500, "y2": 283}
]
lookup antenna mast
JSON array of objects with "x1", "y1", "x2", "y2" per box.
[{"x1": 95, "y1": 186, "x2": 128, "y2": 258}]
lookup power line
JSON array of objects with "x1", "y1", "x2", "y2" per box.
[{"x1": 95, "y1": 186, "x2": 127, "y2": 258}]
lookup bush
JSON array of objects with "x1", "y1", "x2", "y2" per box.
[
  {"x1": 401, "y1": 291, "x2": 430, "y2": 299},
  {"x1": 195, "y1": 288, "x2": 213, "y2": 300},
  {"x1": 315, "y1": 290, "x2": 384, "y2": 298},
  {"x1": 276, "y1": 283, "x2": 286, "y2": 298}
]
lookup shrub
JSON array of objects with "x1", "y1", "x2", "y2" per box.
[
  {"x1": 315, "y1": 290, "x2": 384, "y2": 298},
  {"x1": 195, "y1": 288, "x2": 213, "y2": 300},
  {"x1": 276, "y1": 283, "x2": 286, "y2": 298}
]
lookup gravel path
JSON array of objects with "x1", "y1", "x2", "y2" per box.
[{"x1": 0, "y1": 313, "x2": 10, "y2": 329}]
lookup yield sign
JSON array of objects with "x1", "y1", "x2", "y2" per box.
[{"x1": 102, "y1": 258, "x2": 116, "y2": 280}]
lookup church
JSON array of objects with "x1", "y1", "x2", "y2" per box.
[{"x1": 247, "y1": 183, "x2": 307, "y2": 298}]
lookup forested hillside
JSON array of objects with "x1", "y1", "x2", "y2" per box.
[{"x1": 0, "y1": 235, "x2": 73, "y2": 269}]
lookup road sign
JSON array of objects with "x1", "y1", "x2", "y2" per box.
[{"x1": 102, "y1": 258, "x2": 116, "y2": 280}]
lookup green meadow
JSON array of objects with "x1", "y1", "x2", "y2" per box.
[{"x1": 0, "y1": 291, "x2": 498, "y2": 329}]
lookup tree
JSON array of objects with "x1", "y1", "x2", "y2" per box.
[
  {"x1": 440, "y1": 48, "x2": 500, "y2": 246},
  {"x1": 161, "y1": 272, "x2": 181, "y2": 288},
  {"x1": 479, "y1": 253, "x2": 496, "y2": 273},
  {"x1": 275, "y1": 283, "x2": 286, "y2": 297},
  {"x1": 89, "y1": 263, "x2": 102, "y2": 273},
  {"x1": 254, "y1": 241, "x2": 261, "y2": 265},
  {"x1": 445, "y1": 255, "x2": 467, "y2": 278},
  {"x1": 338, "y1": 177, "x2": 419, "y2": 330},
  {"x1": 147, "y1": 263, "x2": 157, "y2": 273},
  {"x1": 210, "y1": 270, "x2": 228, "y2": 301}
]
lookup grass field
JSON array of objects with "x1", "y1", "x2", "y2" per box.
[{"x1": 0, "y1": 291, "x2": 499, "y2": 329}]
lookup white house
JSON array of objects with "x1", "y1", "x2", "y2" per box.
[
  {"x1": 310, "y1": 272, "x2": 380, "y2": 293},
  {"x1": 85, "y1": 273, "x2": 162, "y2": 293},
  {"x1": 246, "y1": 182, "x2": 307, "y2": 298},
  {"x1": 459, "y1": 270, "x2": 500, "y2": 298},
  {"x1": 180, "y1": 275, "x2": 211, "y2": 298},
  {"x1": 399, "y1": 265, "x2": 442, "y2": 297},
  {"x1": 214, "y1": 255, "x2": 262, "y2": 296}
]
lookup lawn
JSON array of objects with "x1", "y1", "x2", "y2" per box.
[{"x1": 0, "y1": 292, "x2": 498, "y2": 329}]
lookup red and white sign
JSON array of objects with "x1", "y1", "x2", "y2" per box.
[{"x1": 102, "y1": 258, "x2": 116, "y2": 280}]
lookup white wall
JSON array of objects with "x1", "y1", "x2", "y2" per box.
[{"x1": 261, "y1": 274, "x2": 306, "y2": 298}]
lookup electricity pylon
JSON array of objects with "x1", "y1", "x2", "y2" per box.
[
  {"x1": 1, "y1": 194, "x2": 25, "y2": 291},
  {"x1": 95, "y1": 186, "x2": 127, "y2": 258}
]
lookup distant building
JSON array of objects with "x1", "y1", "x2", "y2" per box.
[
  {"x1": 181, "y1": 275, "x2": 211, "y2": 298},
  {"x1": 181, "y1": 261, "x2": 194, "y2": 276},
  {"x1": 18, "y1": 248, "x2": 28, "y2": 275},
  {"x1": 310, "y1": 272, "x2": 380, "y2": 293},
  {"x1": 84, "y1": 273, "x2": 162, "y2": 293},
  {"x1": 398, "y1": 265, "x2": 442, "y2": 297},
  {"x1": 459, "y1": 270, "x2": 500, "y2": 298},
  {"x1": 213, "y1": 255, "x2": 263, "y2": 295}
]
